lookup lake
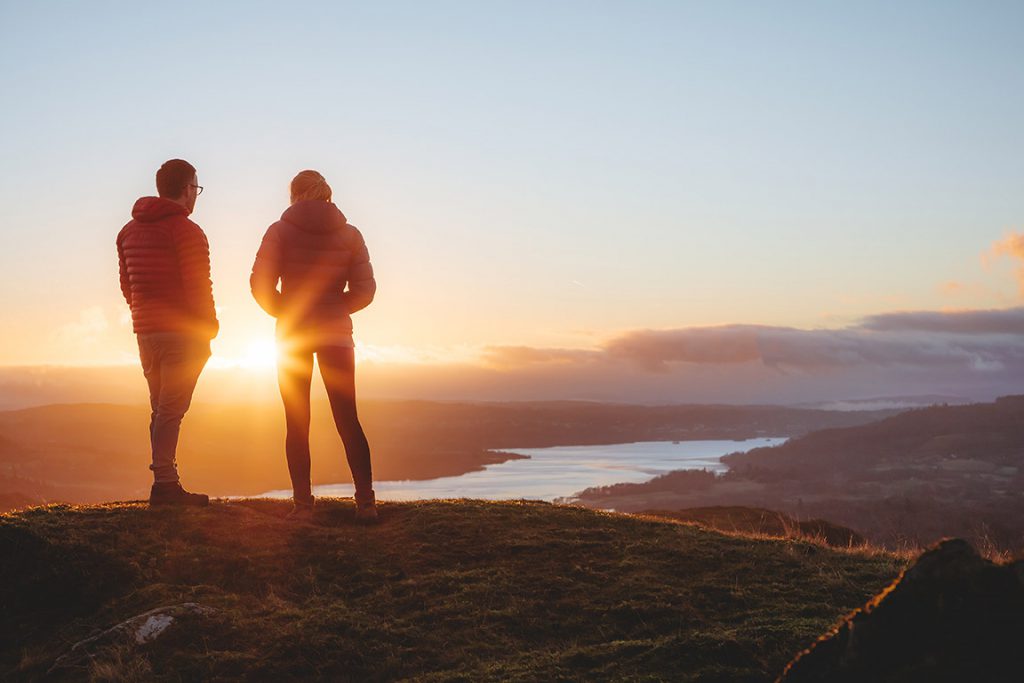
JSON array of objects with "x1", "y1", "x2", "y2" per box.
[{"x1": 261, "y1": 437, "x2": 786, "y2": 503}]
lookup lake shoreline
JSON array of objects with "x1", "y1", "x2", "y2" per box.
[{"x1": 259, "y1": 437, "x2": 787, "y2": 503}]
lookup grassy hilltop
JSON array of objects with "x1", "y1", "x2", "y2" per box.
[{"x1": 2, "y1": 499, "x2": 905, "y2": 682}]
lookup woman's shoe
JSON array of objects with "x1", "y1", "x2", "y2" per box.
[
  {"x1": 354, "y1": 491, "x2": 378, "y2": 524},
  {"x1": 286, "y1": 499, "x2": 315, "y2": 522}
]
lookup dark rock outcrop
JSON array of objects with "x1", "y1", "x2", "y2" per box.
[{"x1": 778, "y1": 538, "x2": 1024, "y2": 682}]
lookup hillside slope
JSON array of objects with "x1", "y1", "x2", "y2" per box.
[
  {"x1": 575, "y1": 397, "x2": 1024, "y2": 550},
  {"x1": 1, "y1": 499, "x2": 903, "y2": 682},
  {"x1": 723, "y1": 394, "x2": 1024, "y2": 475}
]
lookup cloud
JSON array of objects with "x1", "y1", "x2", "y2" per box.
[
  {"x1": 989, "y1": 232, "x2": 1024, "y2": 259},
  {"x1": 481, "y1": 345, "x2": 599, "y2": 367},
  {"x1": 453, "y1": 307, "x2": 1024, "y2": 404},
  {"x1": 987, "y1": 232, "x2": 1024, "y2": 296},
  {"x1": 939, "y1": 281, "x2": 965, "y2": 296},
  {"x1": 56, "y1": 306, "x2": 110, "y2": 344},
  {"x1": 480, "y1": 307, "x2": 1024, "y2": 377},
  {"x1": 605, "y1": 324, "x2": 1022, "y2": 373},
  {"x1": 860, "y1": 307, "x2": 1024, "y2": 334},
  {"x1": 604, "y1": 326, "x2": 763, "y2": 370}
]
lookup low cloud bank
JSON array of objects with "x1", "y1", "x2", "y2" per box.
[
  {"x1": 473, "y1": 307, "x2": 1024, "y2": 402},
  {"x1": 861, "y1": 308, "x2": 1024, "y2": 334},
  {"x1": 2, "y1": 307, "x2": 1020, "y2": 408},
  {"x1": 488, "y1": 307, "x2": 1024, "y2": 375}
]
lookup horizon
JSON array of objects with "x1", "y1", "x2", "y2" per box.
[{"x1": 0, "y1": 360, "x2": 1009, "y2": 412}]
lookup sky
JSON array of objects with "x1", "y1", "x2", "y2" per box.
[{"x1": 0, "y1": 1, "x2": 1022, "y2": 403}]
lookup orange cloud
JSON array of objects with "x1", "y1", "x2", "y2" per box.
[
  {"x1": 939, "y1": 281, "x2": 965, "y2": 296},
  {"x1": 604, "y1": 326, "x2": 763, "y2": 371},
  {"x1": 987, "y1": 232, "x2": 1024, "y2": 296},
  {"x1": 481, "y1": 346, "x2": 598, "y2": 368}
]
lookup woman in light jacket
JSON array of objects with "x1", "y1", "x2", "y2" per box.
[{"x1": 251, "y1": 170, "x2": 377, "y2": 521}]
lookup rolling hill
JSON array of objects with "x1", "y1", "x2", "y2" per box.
[{"x1": 572, "y1": 397, "x2": 1024, "y2": 551}]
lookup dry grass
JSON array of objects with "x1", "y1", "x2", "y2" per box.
[{"x1": 2, "y1": 498, "x2": 908, "y2": 682}]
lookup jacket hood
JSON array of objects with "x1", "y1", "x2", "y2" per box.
[
  {"x1": 281, "y1": 200, "x2": 347, "y2": 233},
  {"x1": 132, "y1": 196, "x2": 190, "y2": 222}
]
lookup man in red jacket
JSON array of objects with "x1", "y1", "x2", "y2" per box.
[{"x1": 117, "y1": 159, "x2": 218, "y2": 506}]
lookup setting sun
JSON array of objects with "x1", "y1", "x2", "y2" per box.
[{"x1": 238, "y1": 340, "x2": 280, "y2": 369}]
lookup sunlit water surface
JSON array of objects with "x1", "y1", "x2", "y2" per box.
[{"x1": 260, "y1": 438, "x2": 786, "y2": 503}]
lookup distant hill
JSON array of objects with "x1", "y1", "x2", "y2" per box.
[
  {"x1": 723, "y1": 394, "x2": 1024, "y2": 476},
  {"x1": 573, "y1": 397, "x2": 1024, "y2": 551},
  {"x1": 0, "y1": 400, "x2": 897, "y2": 510},
  {"x1": 798, "y1": 394, "x2": 973, "y2": 412},
  {"x1": 1, "y1": 499, "x2": 903, "y2": 681}
]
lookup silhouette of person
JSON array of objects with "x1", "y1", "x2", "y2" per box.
[
  {"x1": 250, "y1": 170, "x2": 377, "y2": 522},
  {"x1": 117, "y1": 159, "x2": 218, "y2": 506}
]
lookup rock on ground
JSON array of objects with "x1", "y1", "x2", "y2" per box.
[
  {"x1": 778, "y1": 538, "x2": 1024, "y2": 683},
  {"x1": 48, "y1": 603, "x2": 216, "y2": 675}
]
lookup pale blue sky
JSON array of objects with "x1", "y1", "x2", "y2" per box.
[{"x1": 1, "y1": 1, "x2": 1022, "y2": 366}]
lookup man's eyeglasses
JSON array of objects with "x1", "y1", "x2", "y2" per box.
[{"x1": 190, "y1": 184, "x2": 204, "y2": 195}]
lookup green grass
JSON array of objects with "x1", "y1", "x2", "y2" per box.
[{"x1": 1, "y1": 499, "x2": 906, "y2": 682}]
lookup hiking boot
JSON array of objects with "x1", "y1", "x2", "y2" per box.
[
  {"x1": 149, "y1": 481, "x2": 209, "y2": 507},
  {"x1": 286, "y1": 499, "x2": 315, "y2": 522},
  {"x1": 355, "y1": 491, "x2": 378, "y2": 524}
]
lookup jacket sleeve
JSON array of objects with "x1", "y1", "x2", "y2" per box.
[
  {"x1": 250, "y1": 224, "x2": 283, "y2": 317},
  {"x1": 342, "y1": 226, "x2": 376, "y2": 314},
  {"x1": 116, "y1": 229, "x2": 132, "y2": 307},
  {"x1": 173, "y1": 221, "x2": 219, "y2": 339}
]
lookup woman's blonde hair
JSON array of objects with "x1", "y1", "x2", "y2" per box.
[{"x1": 290, "y1": 170, "x2": 332, "y2": 204}]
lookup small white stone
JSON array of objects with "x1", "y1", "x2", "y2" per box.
[{"x1": 134, "y1": 614, "x2": 175, "y2": 644}]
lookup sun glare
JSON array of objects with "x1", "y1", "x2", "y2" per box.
[
  {"x1": 203, "y1": 340, "x2": 478, "y2": 371},
  {"x1": 239, "y1": 340, "x2": 280, "y2": 369}
]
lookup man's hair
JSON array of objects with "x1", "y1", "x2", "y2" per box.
[
  {"x1": 291, "y1": 170, "x2": 332, "y2": 204},
  {"x1": 156, "y1": 159, "x2": 197, "y2": 198}
]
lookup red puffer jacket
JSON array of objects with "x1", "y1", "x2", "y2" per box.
[{"x1": 117, "y1": 197, "x2": 219, "y2": 338}]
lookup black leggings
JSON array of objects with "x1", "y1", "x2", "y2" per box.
[{"x1": 277, "y1": 345, "x2": 372, "y2": 504}]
